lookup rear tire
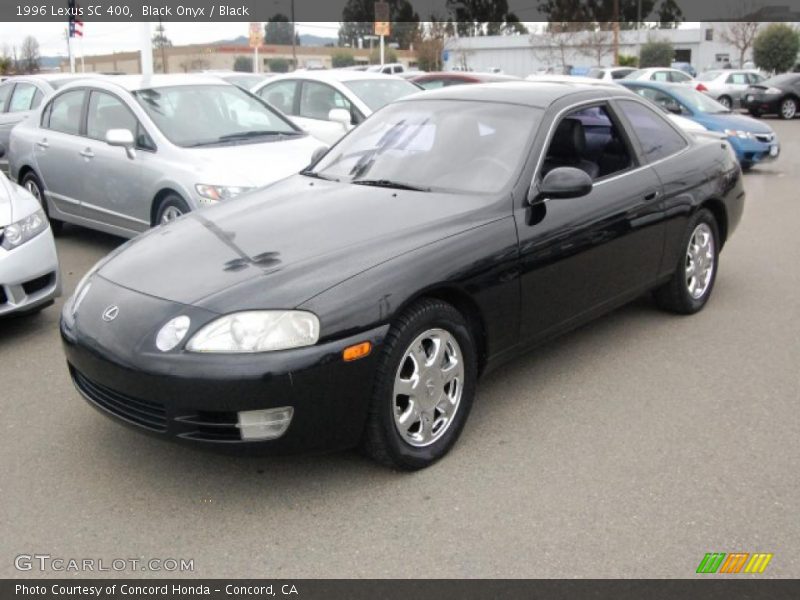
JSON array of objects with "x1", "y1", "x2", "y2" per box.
[
  {"x1": 654, "y1": 209, "x2": 720, "y2": 315},
  {"x1": 154, "y1": 194, "x2": 191, "y2": 226},
  {"x1": 779, "y1": 97, "x2": 797, "y2": 120},
  {"x1": 21, "y1": 172, "x2": 62, "y2": 235},
  {"x1": 361, "y1": 299, "x2": 477, "y2": 470},
  {"x1": 717, "y1": 95, "x2": 732, "y2": 110}
]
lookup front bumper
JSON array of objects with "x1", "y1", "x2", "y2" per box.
[
  {"x1": 0, "y1": 227, "x2": 61, "y2": 316},
  {"x1": 61, "y1": 311, "x2": 390, "y2": 454},
  {"x1": 727, "y1": 136, "x2": 780, "y2": 166}
]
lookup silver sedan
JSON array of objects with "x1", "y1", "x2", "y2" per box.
[
  {"x1": 0, "y1": 143, "x2": 60, "y2": 316},
  {"x1": 694, "y1": 69, "x2": 766, "y2": 109},
  {"x1": 8, "y1": 74, "x2": 325, "y2": 238}
]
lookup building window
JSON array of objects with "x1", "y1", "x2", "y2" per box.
[{"x1": 705, "y1": 28, "x2": 714, "y2": 41}]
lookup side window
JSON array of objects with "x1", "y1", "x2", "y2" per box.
[
  {"x1": 45, "y1": 90, "x2": 85, "y2": 135},
  {"x1": 542, "y1": 104, "x2": 634, "y2": 181},
  {"x1": 0, "y1": 83, "x2": 12, "y2": 112},
  {"x1": 671, "y1": 71, "x2": 691, "y2": 83},
  {"x1": 616, "y1": 99, "x2": 688, "y2": 163},
  {"x1": 748, "y1": 73, "x2": 765, "y2": 84},
  {"x1": 31, "y1": 89, "x2": 43, "y2": 110},
  {"x1": 611, "y1": 69, "x2": 629, "y2": 80},
  {"x1": 728, "y1": 73, "x2": 748, "y2": 84},
  {"x1": 8, "y1": 83, "x2": 37, "y2": 113},
  {"x1": 259, "y1": 80, "x2": 298, "y2": 116},
  {"x1": 299, "y1": 81, "x2": 353, "y2": 121},
  {"x1": 652, "y1": 71, "x2": 670, "y2": 82},
  {"x1": 86, "y1": 91, "x2": 138, "y2": 141}
]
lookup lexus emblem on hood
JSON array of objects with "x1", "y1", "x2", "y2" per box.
[{"x1": 102, "y1": 305, "x2": 120, "y2": 322}]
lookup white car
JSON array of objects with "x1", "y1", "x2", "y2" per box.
[
  {"x1": 624, "y1": 68, "x2": 694, "y2": 85},
  {"x1": 252, "y1": 70, "x2": 421, "y2": 145},
  {"x1": 0, "y1": 144, "x2": 60, "y2": 316},
  {"x1": 586, "y1": 66, "x2": 637, "y2": 81}
]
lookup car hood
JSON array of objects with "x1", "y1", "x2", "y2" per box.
[
  {"x1": 694, "y1": 112, "x2": 773, "y2": 134},
  {"x1": 97, "y1": 175, "x2": 498, "y2": 312},
  {"x1": 183, "y1": 135, "x2": 324, "y2": 187}
]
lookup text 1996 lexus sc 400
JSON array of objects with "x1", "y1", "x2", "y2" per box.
[{"x1": 61, "y1": 82, "x2": 744, "y2": 469}]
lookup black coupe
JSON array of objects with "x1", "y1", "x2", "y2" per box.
[{"x1": 61, "y1": 82, "x2": 745, "y2": 470}]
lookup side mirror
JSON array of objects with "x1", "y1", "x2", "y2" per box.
[
  {"x1": 0, "y1": 143, "x2": 5, "y2": 159},
  {"x1": 105, "y1": 128, "x2": 136, "y2": 159},
  {"x1": 328, "y1": 108, "x2": 351, "y2": 131},
  {"x1": 531, "y1": 167, "x2": 593, "y2": 203}
]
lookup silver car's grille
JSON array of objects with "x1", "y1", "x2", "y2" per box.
[{"x1": 754, "y1": 133, "x2": 775, "y2": 143}]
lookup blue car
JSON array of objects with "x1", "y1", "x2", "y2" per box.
[{"x1": 620, "y1": 80, "x2": 780, "y2": 169}]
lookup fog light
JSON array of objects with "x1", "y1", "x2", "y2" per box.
[{"x1": 237, "y1": 407, "x2": 293, "y2": 441}]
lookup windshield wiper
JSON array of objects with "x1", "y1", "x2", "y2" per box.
[
  {"x1": 300, "y1": 169, "x2": 340, "y2": 182},
  {"x1": 217, "y1": 130, "x2": 302, "y2": 141},
  {"x1": 352, "y1": 179, "x2": 431, "y2": 192}
]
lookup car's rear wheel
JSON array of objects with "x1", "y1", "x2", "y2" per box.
[
  {"x1": 654, "y1": 208, "x2": 720, "y2": 315},
  {"x1": 362, "y1": 299, "x2": 477, "y2": 470},
  {"x1": 717, "y1": 95, "x2": 732, "y2": 109},
  {"x1": 21, "y1": 172, "x2": 62, "y2": 235},
  {"x1": 155, "y1": 194, "x2": 190, "y2": 225},
  {"x1": 780, "y1": 97, "x2": 797, "y2": 120}
]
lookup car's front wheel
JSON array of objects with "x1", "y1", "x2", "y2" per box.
[
  {"x1": 21, "y1": 172, "x2": 62, "y2": 235},
  {"x1": 362, "y1": 299, "x2": 477, "y2": 470},
  {"x1": 155, "y1": 194, "x2": 191, "y2": 225},
  {"x1": 654, "y1": 208, "x2": 720, "y2": 315},
  {"x1": 780, "y1": 97, "x2": 797, "y2": 120}
]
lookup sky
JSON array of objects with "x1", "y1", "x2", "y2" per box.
[{"x1": 0, "y1": 22, "x2": 344, "y2": 57}]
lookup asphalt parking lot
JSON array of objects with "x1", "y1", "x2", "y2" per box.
[{"x1": 2, "y1": 118, "x2": 799, "y2": 579}]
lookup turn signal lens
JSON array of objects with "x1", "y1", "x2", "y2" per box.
[{"x1": 343, "y1": 341, "x2": 372, "y2": 362}]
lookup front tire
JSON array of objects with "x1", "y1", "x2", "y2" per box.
[
  {"x1": 654, "y1": 209, "x2": 720, "y2": 315},
  {"x1": 21, "y1": 172, "x2": 62, "y2": 235},
  {"x1": 155, "y1": 194, "x2": 190, "y2": 226},
  {"x1": 780, "y1": 97, "x2": 797, "y2": 120},
  {"x1": 362, "y1": 299, "x2": 477, "y2": 470}
]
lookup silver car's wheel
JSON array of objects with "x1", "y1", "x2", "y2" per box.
[
  {"x1": 160, "y1": 206, "x2": 184, "y2": 223},
  {"x1": 685, "y1": 223, "x2": 715, "y2": 300},
  {"x1": 392, "y1": 328, "x2": 465, "y2": 448},
  {"x1": 24, "y1": 180, "x2": 42, "y2": 203},
  {"x1": 718, "y1": 95, "x2": 732, "y2": 109},
  {"x1": 780, "y1": 98, "x2": 797, "y2": 120}
]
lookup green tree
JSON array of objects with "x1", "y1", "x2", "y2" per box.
[
  {"x1": 538, "y1": 0, "x2": 682, "y2": 30},
  {"x1": 266, "y1": 57, "x2": 290, "y2": 73},
  {"x1": 20, "y1": 36, "x2": 40, "y2": 74},
  {"x1": 338, "y1": 0, "x2": 420, "y2": 49},
  {"x1": 753, "y1": 23, "x2": 800, "y2": 74},
  {"x1": 265, "y1": 15, "x2": 298, "y2": 46},
  {"x1": 446, "y1": 0, "x2": 527, "y2": 36},
  {"x1": 639, "y1": 37, "x2": 674, "y2": 68},
  {"x1": 617, "y1": 54, "x2": 638, "y2": 67},
  {"x1": 233, "y1": 56, "x2": 253, "y2": 72},
  {"x1": 331, "y1": 49, "x2": 356, "y2": 68}
]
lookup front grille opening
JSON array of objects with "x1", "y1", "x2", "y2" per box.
[
  {"x1": 22, "y1": 273, "x2": 54, "y2": 295},
  {"x1": 177, "y1": 410, "x2": 241, "y2": 442}
]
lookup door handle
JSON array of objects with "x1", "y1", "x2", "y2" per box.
[
  {"x1": 79, "y1": 148, "x2": 95, "y2": 159},
  {"x1": 644, "y1": 190, "x2": 660, "y2": 201},
  {"x1": 35, "y1": 139, "x2": 49, "y2": 149}
]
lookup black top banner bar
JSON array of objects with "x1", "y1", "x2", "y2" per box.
[
  {"x1": 3, "y1": 579, "x2": 800, "y2": 600},
  {"x1": 3, "y1": 0, "x2": 800, "y2": 22}
]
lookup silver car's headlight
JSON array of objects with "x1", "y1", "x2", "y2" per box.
[
  {"x1": 195, "y1": 184, "x2": 253, "y2": 204},
  {"x1": 1, "y1": 209, "x2": 47, "y2": 250},
  {"x1": 186, "y1": 311, "x2": 320, "y2": 353}
]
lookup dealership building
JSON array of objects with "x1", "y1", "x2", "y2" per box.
[{"x1": 442, "y1": 23, "x2": 773, "y2": 76}]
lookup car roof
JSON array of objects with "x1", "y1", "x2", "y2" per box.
[
  {"x1": 413, "y1": 71, "x2": 520, "y2": 82},
  {"x1": 64, "y1": 73, "x2": 234, "y2": 92},
  {"x1": 619, "y1": 80, "x2": 684, "y2": 90},
  {"x1": 269, "y1": 69, "x2": 406, "y2": 83},
  {"x1": 404, "y1": 81, "x2": 633, "y2": 108}
]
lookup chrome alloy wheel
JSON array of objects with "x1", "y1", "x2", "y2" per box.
[
  {"x1": 160, "y1": 206, "x2": 184, "y2": 224},
  {"x1": 392, "y1": 328, "x2": 464, "y2": 448},
  {"x1": 25, "y1": 180, "x2": 42, "y2": 203},
  {"x1": 685, "y1": 223, "x2": 715, "y2": 299},
  {"x1": 781, "y1": 99, "x2": 797, "y2": 120}
]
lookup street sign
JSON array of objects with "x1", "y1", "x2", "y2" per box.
[
  {"x1": 374, "y1": 2, "x2": 390, "y2": 37},
  {"x1": 249, "y1": 22, "x2": 263, "y2": 48}
]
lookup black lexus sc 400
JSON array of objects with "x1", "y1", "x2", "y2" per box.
[{"x1": 61, "y1": 83, "x2": 744, "y2": 469}]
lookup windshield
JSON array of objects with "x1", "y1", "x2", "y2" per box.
[
  {"x1": 310, "y1": 99, "x2": 540, "y2": 194},
  {"x1": 587, "y1": 68, "x2": 605, "y2": 79},
  {"x1": 668, "y1": 86, "x2": 730, "y2": 114},
  {"x1": 222, "y1": 74, "x2": 267, "y2": 89},
  {"x1": 697, "y1": 71, "x2": 722, "y2": 81},
  {"x1": 342, "y1": 79, "x2": 420, "y2": 112},
  {"x1": 133, "y1": 84, "x2": 299, "y2": 147}
]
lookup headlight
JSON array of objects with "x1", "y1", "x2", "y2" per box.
[
  {"x1": 156, "y1": 316, "x2": 191, "y2": 352},
  {"x1": 724, "y1": 129, "x2": 754, "y2": 139},
  {"x1": 1, "y1": 209, "x2": 47, "y2": 250},
  {"x1": 765, "y1": 87, "x2": 782, "y2": 94},
  {"x1": 194, "y1": 184, "x2": 253, "y2": 204},
  {"x1": 186, "y1": 311, "x2": 319, "y2": 353}
]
